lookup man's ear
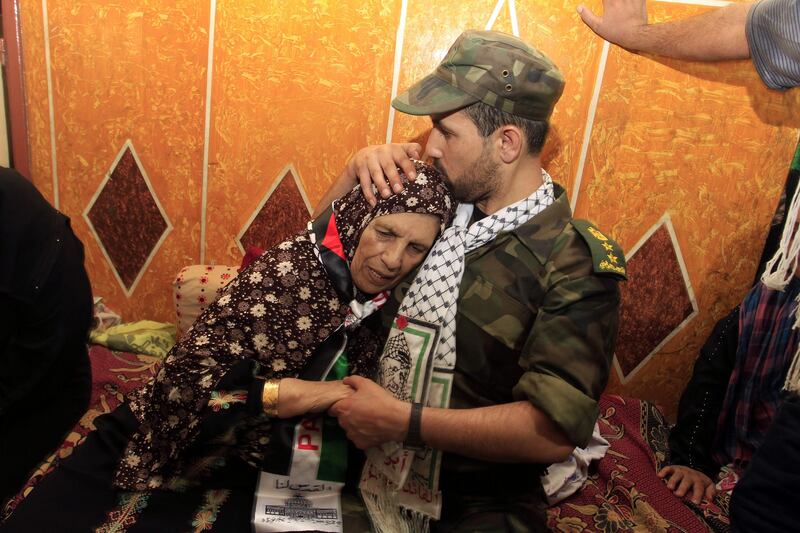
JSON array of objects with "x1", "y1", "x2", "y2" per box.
[{"x1": 495, "y1": 125, "x2": 524, "y2": 164}]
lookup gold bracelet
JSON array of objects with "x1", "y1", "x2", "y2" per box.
[{"x1": 262, "y1": 379, "x2": 281, "y2": 417}]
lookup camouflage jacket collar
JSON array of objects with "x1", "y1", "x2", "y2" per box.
[
  {"x1": 510, "y1": 183, "x2": 571, "y2": 264},
  {"x1": 465, "y1": 183, "x2": 571, "y2": 264}
]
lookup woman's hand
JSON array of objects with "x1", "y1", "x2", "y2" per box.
[
  {"x1": 657, "y1": 464, "x2": 717, "y2": 504},
  {"x1": 276, "y1": 378, "x2": 355, "y2": 418},
  {"x1": 328, "y1": 375, "x2": 410, "y2": 449}
]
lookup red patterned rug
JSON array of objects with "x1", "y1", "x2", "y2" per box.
[
  {"x1": 1, "y1": 345, "x2": 160, "y2": 519},
  {"x1": 547, "y1": 395, "x2": 730, "y2": 532}
]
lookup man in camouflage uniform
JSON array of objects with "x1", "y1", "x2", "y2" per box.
[{"x1": 316, "y1": 30, "x2": 625, "y2": 532}]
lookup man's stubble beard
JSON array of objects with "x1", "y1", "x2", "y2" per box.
[{"x1": 433, "y1": 142, "x2": 500, "y2": 205}]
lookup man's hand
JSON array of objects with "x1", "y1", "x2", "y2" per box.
[
  {"x1": 657, "y1": 464, "x2": 717, "y2": 504},
  {"x1": 343, "y1": 143, "x2": 422, "y2": 206},
  {"x1": 312, "y1": 143, "x2": 422, "y2": 217},
  {"x1": 328, "y1": 375, "x2": 410, "y2": 450},
  {"x1": 576, "y1": 0, "x2": 751, "y2": 62},
  {"x1": 577, "y1": 0, "x2": 648, "y2": 49}
]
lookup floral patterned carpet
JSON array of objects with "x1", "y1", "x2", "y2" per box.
[
  {"x1": 547, "y1": 395, "x2": 731, "y2": 533},
  {"x1": 1, "y1": 345, "x2": 160, "y2": 520}
]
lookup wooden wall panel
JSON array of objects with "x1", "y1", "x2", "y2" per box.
[
  {"x1": 19, "y1": 1, "x2": 52, "y2": 199},
  {"x1": 204, "y1": 0, "x2": 401, "y2": 266},
  {"x1": 17, "y1": 0, "x2": 800, "y2": 417},
  {"x1": 22, "y1": 2, "x2": 210, "y2": 322},
  {"x1": 573, "y1": 2, "x2": 800, "y2": 416}
]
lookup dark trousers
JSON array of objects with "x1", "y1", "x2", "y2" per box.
[
  {"x1": 0, "y1": 228, "x2": 92, "y2": 503},
  {"x1": 0, "y1": 349, "x2": 90, "y2": 503},
  {"x1": 0, "y1": 404, "x2": 260, "y2": 533},
  {"x1": 730, "y1": 394, "x2": 800, "y2": 533}
]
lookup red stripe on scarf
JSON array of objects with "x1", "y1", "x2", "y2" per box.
[{"x1": 322, "y1": 213, "x2": 346, "y2": 260}]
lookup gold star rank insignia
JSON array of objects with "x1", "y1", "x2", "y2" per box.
[
  {"x1": 571, "y1": 220, "x2": 627, "y2": 280},
  {"x1": 587, "y1": 226, "x2": 608, "y2": 241}
]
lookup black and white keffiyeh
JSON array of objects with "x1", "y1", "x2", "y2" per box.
[{"x1": 360, "y1": 171, "x2": 555, "y2": 532}]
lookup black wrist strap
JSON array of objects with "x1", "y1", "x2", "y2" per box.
[{"x1": 404, "y1": 402, "x2": 425, "y2": 450}]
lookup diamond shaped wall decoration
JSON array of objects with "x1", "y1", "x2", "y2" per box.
[
  {"x1": 614, "y1": 214, "x2": 698, "y2": 383},
  {"x1": 237, "y1": 164, "x2": 312, "y2": 254},
  {"x1": 84, "y1": 140, "x2": 172, "y2": 296}
]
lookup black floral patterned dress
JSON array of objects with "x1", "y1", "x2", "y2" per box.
[{"x1": 0, "y1": 161, "x2": 454, "y2": 533}]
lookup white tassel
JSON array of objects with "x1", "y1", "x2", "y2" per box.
[
  {"x1": 361, "y1": 490, "x2": 430, "y2": 533},
  {"x1": 761, "y1": 180, "x2": 800, "y2": 291},
  {"x1": 784, "y1": 296, "x2": 800, "y2": 394},
  {"x1": 784, "y1": 345, "x2": 800, "y2": 394}
]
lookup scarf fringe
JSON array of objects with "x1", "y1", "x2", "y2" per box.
[
  {"x1": 761, "y1": 177, "x2": 800, "y2": 393},
  {"x1": 785, "y1": 345, "x2": 800, "y2": 394},
  {"x1": 361, "y1": 490, "x2": 430, "y2": 533},
  {"x1": 761, "y1": 177, "x2": 800, "y2": 291},
  {"x1": 785, "y1": 294, "x2": 800, "y2": 394}
]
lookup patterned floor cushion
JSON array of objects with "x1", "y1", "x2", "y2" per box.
[{"x1": 547, "y1": 395, "x2": 731, "y2": 533}]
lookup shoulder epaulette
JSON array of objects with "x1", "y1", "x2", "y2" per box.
[{"x1": 571, "y1": 220, "x2": 627, "y2": 280}]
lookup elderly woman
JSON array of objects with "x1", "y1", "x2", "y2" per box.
[{"x1": 1, "y1": 161, "x2": 455, "y2": 532}]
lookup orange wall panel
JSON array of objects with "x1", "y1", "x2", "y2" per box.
[
  {"x1": 17, "y1": 0, "x2": 800, "y2": 418},
  {"x1": 18, "y1": 1, "x2": 53, "y2": 200},
  {"x1": 573, "y1": 2, "x2": 800, "y2": 417},
  {"x1": 23, "y1": 2, "x2": 210, "y2": 323},
  {"x1": 205, "y1": 0, "x2": 401, "y2": 266}
]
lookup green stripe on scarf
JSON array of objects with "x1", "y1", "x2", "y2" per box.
[{"x1": 317, "y1": 352, "x2": 349, "y2": 482}]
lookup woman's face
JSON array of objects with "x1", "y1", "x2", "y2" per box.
[{"x1": 350, "y1": 212, "x2": 440, "y2": 294}]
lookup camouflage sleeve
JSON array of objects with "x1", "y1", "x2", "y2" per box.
[{"x1": 512, "y1": 274, "x2": 620, "y2": 448}]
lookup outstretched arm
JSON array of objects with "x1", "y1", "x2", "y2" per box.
[
  {"x1": 328, "y1": 376, "x2": 573, "y2": 464},
  {"x1": 577, "y1": 0, "x2": 752, "y2": 61}
]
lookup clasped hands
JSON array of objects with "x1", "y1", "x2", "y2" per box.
[{"x1": 281, "y1": 376, "x2": 410, "y2": 450}]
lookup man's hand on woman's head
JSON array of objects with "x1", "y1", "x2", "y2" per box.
[
  {"x1": 657, "y1": 464, "x2": 717, "y2": 504},
  {"x1": 343, "y1": 143, "x2": 422, "y2": 206},
  {"x1": 312, "y1": 142, "x2": 423, "y2": 217}
]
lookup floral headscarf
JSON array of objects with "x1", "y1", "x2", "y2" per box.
[
  {"x1": 115, "y1": 161, "x2": 455, "y2": 490},
  {"x1": 335, "y1": 162, "x2": 454, "y2": 263}
]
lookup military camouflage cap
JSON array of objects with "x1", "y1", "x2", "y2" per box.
[{"x1": 393, "y1": 30, "x2": 565, "y2": 121}]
